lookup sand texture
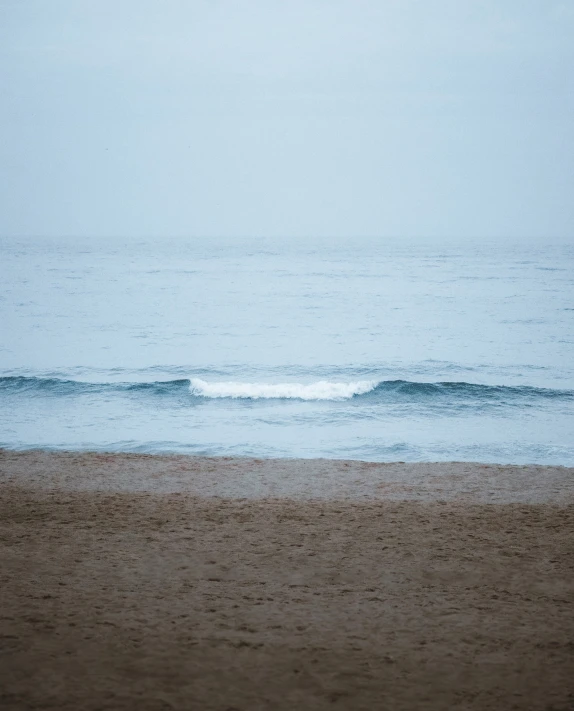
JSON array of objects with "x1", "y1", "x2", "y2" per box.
[{"x1": 1, "y1": 451, "x2": 573, "y2": 710}]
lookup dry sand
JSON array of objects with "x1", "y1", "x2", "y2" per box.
[{"x1": 0, "y1": 450, "x2": 573, "y2": 710}]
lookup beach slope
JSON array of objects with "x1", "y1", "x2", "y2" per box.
[{"x1": 1, "y1": 451, "x2": 573, "y2": 710}]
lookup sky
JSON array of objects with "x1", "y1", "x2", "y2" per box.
[{"x1": 0, "y1": 0, "x2": 573, "y2": 240}]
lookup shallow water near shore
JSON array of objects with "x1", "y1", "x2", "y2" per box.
[{"x1": 1, "y1": 236, "x2": 573, "y2": 463}]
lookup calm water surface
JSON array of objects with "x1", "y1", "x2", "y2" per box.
[{"x1": 1, "y1": 237, "x2": 573, "y2": 464}]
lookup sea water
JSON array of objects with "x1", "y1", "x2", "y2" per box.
[{"x1": 1, "y1": 236, "x2": 573, "y2": 464}]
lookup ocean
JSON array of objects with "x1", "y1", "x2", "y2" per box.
[{"x1": 1, "y1": 236, "x2": 573, "y2": 464}]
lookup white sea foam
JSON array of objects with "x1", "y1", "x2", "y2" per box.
[{"x1": 189, "y1": 378, "x2": 378, "y2": 400}]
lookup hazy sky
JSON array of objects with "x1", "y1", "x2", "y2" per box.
[{"x1": 1, "y1": 1, "x2": 573, "y2": 240}]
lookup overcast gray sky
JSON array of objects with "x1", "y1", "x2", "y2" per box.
[{"x1": 1, "y1": 0, "x2": 573, "y2": 240}]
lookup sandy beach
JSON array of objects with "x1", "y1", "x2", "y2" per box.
[{"x1": 1, "y1": 450, "x2": 573, "y2": 710}]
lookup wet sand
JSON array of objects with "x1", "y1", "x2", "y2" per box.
[{"x1": 1, "y1": 450, "x2": 573, "y2": 710}]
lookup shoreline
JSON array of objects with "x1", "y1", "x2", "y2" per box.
[
  {"x1": 1, "y1": 450, "x2": 573, "y2": 709},
  {"x1": 1, "y1": 448, "x2": 573, "y2": 504}
]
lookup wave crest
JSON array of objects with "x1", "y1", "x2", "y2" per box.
[
  {"x1": 189, "y1": 378, "x2": 378, "y2": 400},
  {"x1": 1, "y1": 376, "x2": 572, "y2": 404}
]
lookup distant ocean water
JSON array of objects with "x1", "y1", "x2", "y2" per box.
[{"x1": 1, "y1": 236, "x2": 573, "y2": 464}]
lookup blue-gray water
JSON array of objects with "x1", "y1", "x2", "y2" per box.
[{"x1": 1, "y1": 237, "x2": 573, "y2": 464}]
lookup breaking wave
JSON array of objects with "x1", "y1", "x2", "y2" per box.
[
  {"x1": 1, "y1": 375, "x2": 573, "y2": 404},
  {"x1": 189, "y1": 378, "x2": 377, "y2": 400}
]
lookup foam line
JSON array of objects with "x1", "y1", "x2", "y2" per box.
[{"x1": 189, "y1": 378, "x2": 378, "y2": 400}]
